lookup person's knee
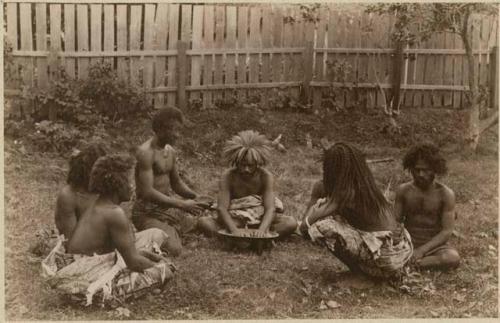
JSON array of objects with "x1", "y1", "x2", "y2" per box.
[
  {"x1": 441, "y1": 249, "x2": 460, "y2": 268},
  {"x1": 163, "y1": 236, "x2": 183, "y2": 257},
  {"x1": 198, "y1": 217, "x2": 219, "y2": 236},
  {"x1": 275, "y1": 216, "x2": 298, "y2": 236}
]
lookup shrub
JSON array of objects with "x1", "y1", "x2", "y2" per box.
[
  {"x1": 21, "y1": 61, "x2": 151, "y2": 124},
  {"x1": 79, "y1": 62, "x2": 151, "y2": 120}
]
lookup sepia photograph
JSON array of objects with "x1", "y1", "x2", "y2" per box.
[{"x1": 3, "y1": 0, "x2": 499, "y2": 320}]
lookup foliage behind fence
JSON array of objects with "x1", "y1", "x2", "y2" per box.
[{"x1": 4, "y1": 1, "x2": 499, "y2": 113}]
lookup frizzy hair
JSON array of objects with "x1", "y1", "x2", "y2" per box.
[
  {"x1": 89, "y1": 154, "x2": 136, "y2": 196},
  {"x1": 66, "y1": 141, "x2": 108, "y2": 189},
  {"x1": 152, "y1": 106, "x2": 184, "y2": 134},
  {"x1": 403, "y1": 143, "x2": 447, "y2": 175},
  {"x1": 223, "y1": 130, "x2": 272, "y2": 166},
  {"x1": 322, "y1": 142, "x2": 391, "y2": 226}
]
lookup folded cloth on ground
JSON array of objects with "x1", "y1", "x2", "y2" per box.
[
  {"x1": 41, "y1": 228, "x2": 176, "y2": 306},
  {"x1": 309, "y1": 217, "x2": 413, "y2": 278},
  {"x1": 214, "y1": 195, "x2": 284, "y2": 226}
]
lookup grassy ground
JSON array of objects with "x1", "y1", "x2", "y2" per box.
[{"x1": 4, "y1": 107, "x2": 498, "y2": 319}]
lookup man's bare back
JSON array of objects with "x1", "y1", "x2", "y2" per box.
[
  {"x1": 67, "y1": 200, "x2": 124, "y2": 255},
  {"x1": 55, "y1": 185, "x2": 97, "y2": 239}
]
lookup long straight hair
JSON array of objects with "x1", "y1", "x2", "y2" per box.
[{"x1": 323, "y1": 142, "x2": 391, "y2": 226}]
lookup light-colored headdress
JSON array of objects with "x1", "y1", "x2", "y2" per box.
[{"x1": 223, "y1": 130, "x2": 272, "y2": 166}]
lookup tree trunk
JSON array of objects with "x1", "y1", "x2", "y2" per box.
[
  {"x1": 390, "y1": 40, "x2": 405, "y2": 111},
  {"x1": 461, "y1": 10, "x2": 481, "y2": 153}
]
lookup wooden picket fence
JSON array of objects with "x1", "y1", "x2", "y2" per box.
[{"x1": 4, "y1": 1, "x2": 499, "y2": 113}]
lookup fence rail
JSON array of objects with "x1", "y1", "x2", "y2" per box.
[{"x1": 4, "y1": 1, "x2": 499, "y2": 113}]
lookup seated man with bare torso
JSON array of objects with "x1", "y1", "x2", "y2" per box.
[
  {"x1": 198, "y1": 130, "x2": 297, "y2": 239},
  {"x1": 55, "y1": 142, "x2": 108, "y2": 240},
  {"x1": 42, "y1": 154, "x2": 175, "y2": 305},
  {"x1": 32, "y1": 142, "x2": 108, "y2": 256},
  {"x1": 132, "y1": 107, "x2": 211, "y2": 256},
  {"x1": 395, "y1": 143, "x2": 460, "y2": 270}
]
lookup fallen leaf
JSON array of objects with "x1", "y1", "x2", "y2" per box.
[
  {"x1": 269, "y1": 292, "x2": 276, "y2": 300},
  {"x1": 453, "y1": 294, "x2": 466, "y2": 302},
  {"x1": 115, "y1": 307, "x2": 131, "y2": 318},
  {"x1": 326, "y1": 300, "x2": 341, "y2": 309},
  {"x1": 18, "y1": 305, "x2": 29, "y2": 315},
  {"x1": 477, "y1": 232, "x2": 489, "y2": 238},
  {"x1": 430, "y1": 310, "x2": 439, "y2": 318},
  {"x1": 399, "y1": 285, "x2": 411, "y2": 293},
  {"x1": 488, "y1": 244, "x2": 496, "y2": 251},
  {"x1": 301, "y1": 287, "x2": 312, "y2": 296}
]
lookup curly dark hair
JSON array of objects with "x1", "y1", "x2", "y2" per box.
[
  {"x1": 89, "y1": 154, "x2": 136, "y2": 196},
  {"x1": 67, "y1": 142, "x2": 108, "y2": 188},
  {"x1": 152, "y1": 107, "x2": 184, "y2": 134},
  {"x1": 403, "y1": 143, "x2": 448, "y2": 175}
]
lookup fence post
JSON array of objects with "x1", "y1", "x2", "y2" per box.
[
  {"x1": 177, "y1": 41, "x2": 188, "y2": 110},
  {"x1": 490, "y1": 46, "x2": 498, "y2": 111},
  {"x1": 302, "y1": 41, "x2": 314, "y2": 104}
]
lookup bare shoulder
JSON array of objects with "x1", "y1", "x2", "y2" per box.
[
  {"x1": 164, "y1": 144, "x2": 178, "y2": 164},
  {"x1": 57, "y1": 185, "x2": 77, "y2": 203},
  {"x1": 259, "y1": 167, "x2": 274, "y2": 180},
  {"x1": 221, "y1": 168, "x2": 235, "y2": 182},
  {"x1": 396, "y1": 181, "x2": 413, "y2": 195},
  {"x1": 101, "y1": 205, "x2": 128, "y2": 226},
  {"x1": 436, "y1": 181, "x2": 455, "y2": 201},
  {"x1": 135, "y1": 139, "x2": 154, "y2": 165}
]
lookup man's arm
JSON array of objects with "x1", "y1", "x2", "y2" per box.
[
  {"x1": 107, "y1": 208, "x2": 157, "y2": 272},
  {"x1": 302, "y1": 180, "x2": 324, "y2": 220},
  {"x1": 413, "y1": 188, "x2": 456, "y2": 261},
  {"x1": 217, "y1": 171, "x2": 239, "y2": 233},
  {"x1": 54, "y1": 187, "x2": 77, "y2": 239},
  {"x1": 135, "y1": 147, "x2": 189, "y2": 210},
  {"x1": 299, "y1": 181, "x2": 323, "y2": 236},
  {"x1": 394, "y1": 184, "x2": 406, "y2": 223},
  {"x1": 258, "y1": 170, "x2": 275, "y2": 232}
]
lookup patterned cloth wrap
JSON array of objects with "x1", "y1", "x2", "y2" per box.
[
  {"x1": 132, "y1": 199, "x2": 199, "y2": 234},
  {"x1": 215, "y1": 195, "x2": 284, "y2": 226},
  {"x1": 41, "y1": 228, "x2": 176, "y2": 306},
  {"x1": 309, "y1": 216, "x2": 413, "y2": 278}
]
